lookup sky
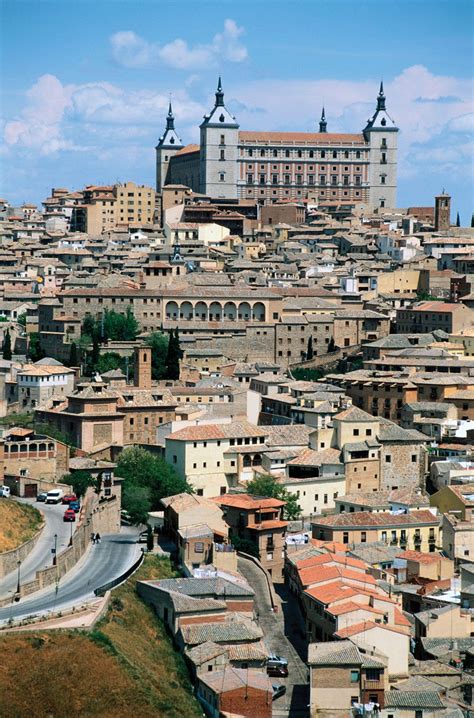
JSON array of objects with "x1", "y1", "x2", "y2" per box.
[{"x1": 1, "y1": 0, "x2": 473, "y2": 221}]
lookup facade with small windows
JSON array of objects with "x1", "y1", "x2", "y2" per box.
[{"x1": 157, "y1": 79, "x2": 398, "y2": 210}]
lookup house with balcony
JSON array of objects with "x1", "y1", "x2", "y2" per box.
[{"x1": 211, "y1": 493, "x2": 288, "y2": 581}]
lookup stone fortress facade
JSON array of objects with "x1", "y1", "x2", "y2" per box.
[{"x1": 156, "y1": 79, "x2": 398, "y2": 210}]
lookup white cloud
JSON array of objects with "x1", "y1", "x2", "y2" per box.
[{"x1": 110, "y1": 19, "x2": 247, "y2": 70}]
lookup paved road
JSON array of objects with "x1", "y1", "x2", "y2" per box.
[
  {"x1": 237, "y1": 556, "x2": 309, "y2": 718},
  {"x1": 1, "y1": 496, "x2": 75, "y2": 598},
  {"x1": 0, "y1": 528, "x2": 141, "y2": 624}
]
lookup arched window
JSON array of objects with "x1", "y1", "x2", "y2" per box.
[{"x1": 309, "y1": 150, "x2": 314, "y2": 158}]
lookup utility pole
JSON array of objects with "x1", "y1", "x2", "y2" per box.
[
  {"x1": 16, "y1": 559, "x2": 21, "y2": 594},
  {"x1": 52, "y1": 533, "x2": 58, "y2": 566}
]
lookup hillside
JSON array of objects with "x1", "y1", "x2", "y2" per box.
[
  {"x1": 0, "y1": 499, "x2": 43, "y2": 552},
  {"x1": 0, "y1": 555, "x2": 202, "y2": 718}
]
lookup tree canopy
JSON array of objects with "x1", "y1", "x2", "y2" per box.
[
  {"x1": 165, "y1": 327, "x2": 183, "y2": 380},
  {"x1": 63, "y1": 470, "x2": 95, "y2": 498},
  {"x1": 81, "y1": 308, "x2": 139, "y2": 344},
  {"x1": 246, "y1": 473, "x2": 302, "y2": 521},
  {"x1": 2, "y1": 329, "x2": 12, "y2": 360},
  {"x1": 116, "y1": 446, "x2": 192, "y2": 524},
  {"x1": 147, "y1": 332, "x2": 169, "y2": 380}
]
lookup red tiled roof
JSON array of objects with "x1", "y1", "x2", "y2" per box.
[
  {"x1": 174, "y1": 144, "x2": 200, "y2": 156},
  {"x1": 327, "y1": 601, "x2": 385, "y2": 617},
  {"x1": 294, "y1": 553, "x2": 367, "y2": 572},
  {"x1": 312, "y1": 509, "x2": 439, "y2": 528},
  {"x1": 211, "y1": 494, "x2": 285, "y2": 510},
  {"x1": 396, "y1": 550, "x2": 444, "y2": 564},
  {"x1": 335, "y1": 620, "x2": 409, "y2": 638},
  {"x1": 299, "y1": 564, "x2": 376, "y2": 589}
]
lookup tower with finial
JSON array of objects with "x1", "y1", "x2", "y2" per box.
[
  {"x1": 363, "y1": 81, "x2": 398, "y2": 210},
  {"x1": 155, "y1": 99, "x2": 183, "y2": 193},
  {"x1": 319, "y1": 107, "x2": 327, "y2": 133},
  {"x1": 199, "y1": 77, "x2": 239, "y2": 199}
]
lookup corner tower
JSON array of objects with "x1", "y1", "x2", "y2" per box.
[
  {"x1": 363, "y1": 82, "x2": 398, "y2": 210},
  {"x1": 199, "y1": 78, "x2": 239, "y2": 199},
  {"x1": 155, "y1": 101, "x2": 183, "y2": 193}
]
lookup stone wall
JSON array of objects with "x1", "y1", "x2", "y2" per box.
[{"x1": 0, "y1": 521, "x2": 45, "y2": 579}]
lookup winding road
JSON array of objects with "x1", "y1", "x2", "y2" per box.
[
  {"x1": 0, "y1": 528, "x2": 140, "y2": 624},
  {"x1": 1, "y1": 497, "x2": 74, "y2": 598}
]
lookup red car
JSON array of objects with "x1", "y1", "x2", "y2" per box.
[
  {"x1": 63, "y1": 508, "x2": 76, "y2": 522},
  {"x1": 62, "y1": 494, "x2": 77, "y2": 505}
]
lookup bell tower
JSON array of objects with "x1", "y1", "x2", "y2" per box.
[
  {"x1": 199, "y1": 77, "x2": 239, "y2": 199},
  {"x1": 363, "y1": 82, "x2": 398, "y2": 210},
  {"x1": 155, "y1": 101, "x2": 183, "y2": 193},
  {"x1": 435, "y1": 191, "x2": 451, "y2": 231},
  {"x1": 134, "y1": 346, "x2": 152, "y2": 390}
]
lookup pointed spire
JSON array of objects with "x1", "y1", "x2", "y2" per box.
[
  {"x1": 215, "y1": 76, "x2": 224, "y2": 107},
  {"x1": 377, "y1": 81, "x2": 386, "y2": 111},
  {"x1": 166, "y1": 99, "x2": 175, "y2": 130},
  {"x1": 319, "y1": 106, "x2": 327, "y2": 133}
]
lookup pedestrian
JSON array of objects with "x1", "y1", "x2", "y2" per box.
[
  {"x1": 96, "y1": 532, "x2": 101, "y2": 544},
  {"x1": 91, "y1": 533, "x2": 95, "y2": 545}
]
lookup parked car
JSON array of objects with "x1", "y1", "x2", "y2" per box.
[
  {"x1": 46, "y1": 489, "x2": 64, "y2": 504},
  {"x1": 69, "y1": 500, "x2": 80, "y2": 513},
  {"x1": 36, "y1": 492, "x2": 48, "y2": 502},
  {"x1": 267, "y1": 654, "x2": 288, "y2": 669},
  {"x1": 267, "y1": 664, "x2": 288, "y2": 678},
  {"x1": 138, "y1": 530, "x2": 148, "y2": 543},
  {"x1": 0, "y1": 486, "x2": 11, "y2": 498},
  {"x1": 62, "y1": 494, "x2": 77, "y2": 505},
  {"x1": 272, "y1": 684, "x2": 286, "y2": 701},
  {"x1": 63, "y1": 508, "x2": 76, "y2": 522}
]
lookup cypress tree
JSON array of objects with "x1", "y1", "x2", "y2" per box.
[
  {"x1": 306, "y1": 335, "x2": 314, "y2": 360},
  {"x1": 2, "y1": 329, "x2": 12, "y2": 360},
  {"x1": 69, "y1": 341, "x2": 78, "y2": 366},
  {"x1": 165, "y1": 327, "x2": 182, "y2": 380},
  {"x1": 471, "y1": 214, "x2": 474, "y2": 228},
  {"x1": 456, "y1": 211, "x2": 461, "y2": 227}
]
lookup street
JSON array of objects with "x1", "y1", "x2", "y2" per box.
[
  {"x1": 0, "y1": 527, "x2": 140, "y2": 624},
  {"x1": 237, "y1": 556, "x2": 309, "y2": 718},
  {"x1": 0, "y1": 496, "x2": 75, "y2": 599}
]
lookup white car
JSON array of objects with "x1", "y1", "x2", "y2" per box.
[
  {"x1": 0, "y1": 486, "x2": 11, "y2": 498},
  {"x1": 45, "y1": 489, "x2": 64, "y2": 504}
]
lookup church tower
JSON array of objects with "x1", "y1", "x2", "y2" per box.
[
  {"x1": 363, "y1": 82, "x2": 398, "y2": 210},
  {"x1": 155, "y1": 101, "x2": 183, "y2": 193},
  {"x1": 319, "y1": 107, "x2": 327, "y2": 133},
  {"x1": 199, "y1": 78, "x2": 239, "y2": 199}
]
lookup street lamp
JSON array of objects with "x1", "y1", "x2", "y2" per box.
[
  {"x1": 16, "y1": 560, "x2": 21, "y2": 595},
  {"x1": 52, "y1": 533, "x2": 58, "y2": 566},
  {"x1": 68, "y1": 521, "x2": 73, "y2": 547}
]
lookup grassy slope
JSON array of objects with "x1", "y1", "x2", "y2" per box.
[
  {"x1": 0, "y1": 555, "x2": 202, "y2": 718},
  {"x1": 0, "y1": 499, "x2": 43, "y2": 552}
]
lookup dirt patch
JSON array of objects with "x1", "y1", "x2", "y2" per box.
[{"x1": 0, "y1": 500, "x2": 43, "y2": 553}]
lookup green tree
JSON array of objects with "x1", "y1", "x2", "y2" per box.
[
  {"x1": 34, "y1": 421, "x2": 76, "y2": 447},
  {"x1": 247, "y1": 473, "x2": 302, "y2": 521},
  {"x1": 122, "y1": 484, "x2": 151, "y2": 525},
  {"x1": 63, "y1": 470, "x2": 94, "y2": 498},
  {"x1": 231, "y1": 536, "x2": 260, "y2": 558},
  {"x1": 29, "y1": 333, "x2": 44, "y2": 362},
  {"x1": 123, "y1": 307, "x2": 139, "y2": 341},
  {"x1": 306, "y1": 335, "x2": 314, "y2": 360},
  {"x1": 166, "y1": 327, "x2": 182, "y2": 380},
  {"x1": 148, "y1": 332, "x2": 169, "y2": 380},
  {"x1": 456, "y1": 211, "x2": 461, "y2": 227},
  {"x1": 2, "y1": 329, "x2": 12, "y2": 360},
  {"x1": 97, "y1": 352, "x2": 123, "y2": 375},
  {"x1": 117, "y1": 446, "x2": 192, "y2": 522},
  {"x1": 68, "y1": 342, "x2": 78, "y2": 367},
  {"x1": 16, "y1": 312, "x2": 27, "y2": 328},
  {"x1": 82, "y1": 315, "x2": 96, "y2": 339}
]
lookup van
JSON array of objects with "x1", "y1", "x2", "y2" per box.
[
  {"x1": 0, "y1": 486, "x2": 11, "y2": 498},
  {"x1": 267, "y1": 654, "x2": 288, "y2": 670},
  {"x1": 46, "y1": 489, "x2": 64, "y2": 504}
]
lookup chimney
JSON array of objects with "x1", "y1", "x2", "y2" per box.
[{"x1": 134, "y1": 346, "x2": 152, "y2": 390}]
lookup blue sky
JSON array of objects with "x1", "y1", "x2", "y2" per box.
[{"x1": 1, "y1": 0, "x2": 473, "y2": 220}]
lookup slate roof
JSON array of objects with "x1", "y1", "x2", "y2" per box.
[
  {"x1": 312, "y1": 509, "x2": 439, "y2": 529},
  {"x1": 198, "y1": 666, "x2": 272, "y2": 694},
  {"x1": 143, "y1": 576, "x2": 254, "y2": 598},
  {"x1": 384, "y1": 690, "x2": 444, "y2": 709},
  {"x1": 308, "y1": 640, "x2": 361, "y2": 666},
  {"x1": 334, "y1": 406, "x2": 377, "y2": 423},
  {"x1": 180, "y1": 620, "x2": 263, "y2": 646}
]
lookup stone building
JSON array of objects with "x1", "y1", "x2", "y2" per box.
[{"x1": 157, "y1": 80, "x2": 398, "y2": 210}]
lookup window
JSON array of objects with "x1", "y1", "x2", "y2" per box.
[
  {"x1": 380, "y1": 175, "x2": 386, "y2": 184},
  {"x1": 350, "y1": 670, "x2": 359, "y2": 683},
  {"x1": 220, "y1": 134, "x2": 225, "y2": 144},
  {"x1": 411, "y1": 454, "x2": 417, "y2": 462},
  {"x1": 332, "y1": 151, "x2": 337, "y2": 158},
  {"x1": 324, "y1": 494, "x2": 328, "y2": 504},
  {"x1": 247, "y1": 174, "x2": 253, "y2": 184},
  {"x1": 385, "y1": 455, "x2": 392, "y2": 463},
  {"x1": 194, "y1": 542, "x2": 204, "y2": 553},
  {"x1": 353, "y1": 428, "x2": 360, "y2": 436},
  {"x1": 172, "y1": 455, "x2": 177, "y2": 464},
  {"x1": 343, "y1": 531, "x2": 349, "y2": 544},
  {"x1": 361, "y1": 532, "x2": 367, "y2": 543},
  {"x1": 220, "y1": 149, "x2": 225, "y2": 160},
  {"x1": 285, "y1": 149, "x2": 290, "y2": 157},
  {"x1": 273, "y1": 149, "x2": 278, "y2": 157},
  {"x1": 260, "y1": 149, "x2": 265, "y2": 157},
  {"x1": 219, "y1": 173, "x2": 225, "y2": 182},
  {"x1": 415, "y1": 712, "x2": 423, "y2": 718}
]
